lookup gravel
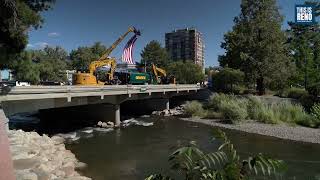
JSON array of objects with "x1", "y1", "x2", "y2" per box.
[{"x1": 180, "y1": 118, "x2": 320, "y2": 144}]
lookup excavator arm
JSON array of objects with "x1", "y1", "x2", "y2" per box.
[{"x1": 98, "y1": 27, "x2": 140, "y2": 61}]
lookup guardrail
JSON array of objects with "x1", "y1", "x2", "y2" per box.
[
  {"x1": 0, "y1": 84, "x2": 201, "y2": 102},
  {"x1": 5, "y1": 84, "x2": 200, "y2": 94}
]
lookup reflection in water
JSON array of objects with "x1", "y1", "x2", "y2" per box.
[{"x1": 66, "y1": 117, "x2": 320, "y2": 180}]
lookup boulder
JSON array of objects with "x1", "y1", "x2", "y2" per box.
[
  {"x1": 13, "y1": 158, "x2": 40, "y2": 170},
  {"x1": 75, "y1": 162, "x2": 87, "y2": 171},
  {"x1": 101, "y1": 122, "x2": 108, "y2": 128},
  {"x1": 51, "y1": 136, "x2": 65, "y2": 145},
  {"x1": 106, "y1": 121, "x2": 114, "y2": 127},
  {"x1": 16, "y1": 171, "x2": 38, "y2": 180}
]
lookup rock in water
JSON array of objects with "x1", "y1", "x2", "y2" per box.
[{"x1": 101, "y1": 122, "x2": 108, "y2": 128}]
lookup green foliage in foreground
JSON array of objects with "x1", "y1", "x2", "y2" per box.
[{"x1": 146, "y1": 129, "x2": 286, "y2": 180}]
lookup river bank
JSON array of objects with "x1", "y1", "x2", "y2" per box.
[
  {"x1": 8, "y1": 129, "x2": 90, "y2": 180},
  {"x1": 180, "y1": 117, "x2": 320, "y2": 144}
]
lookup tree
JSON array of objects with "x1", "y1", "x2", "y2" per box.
[
  {"x1": 11, "y1": 46, "x2": 68, "y2": 83},
  {"x1": 70, "y1": 42, "x2": 107, "y2": 71},
  {"x1": 141, "y1": 40, "x2": 169, "y2": 68},
  {"x1": 212, "y1": 68, "x2": 244, "y2": 94},
  {"x1": 11, "y1": 51, "x2": 40, "y2": 84},
  {"x1": 219, "y1": 0, "x2": 292, "y2": 95},
  {"x1": 287, "y1": 1, "x2": 320, "y2": 89},
  {"x1": 167, "y1": 61, "x2": 204, "y2": 84},
  {"x1": 0, "y1": 0, "x2": 55, "y2": 67},
  {"x1": 146, "y1": 129, "x2": 286, "y2": 180}
]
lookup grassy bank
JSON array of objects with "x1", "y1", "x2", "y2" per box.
[{"x1": 183, "y1": 94, "x2": 320, "y2": 128}]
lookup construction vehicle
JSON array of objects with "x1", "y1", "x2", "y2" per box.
[
  {"x1": 72, "y1": 27, "x2": 140, "y2": 85},
  {"x1": 151, "y1": 64, "x2": 175, "y2": 84}
]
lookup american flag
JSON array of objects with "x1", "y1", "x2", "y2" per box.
[{"x1": 122, "y1": 35, "x2": 138, "y2": 64}]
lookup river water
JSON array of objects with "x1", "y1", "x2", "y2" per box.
[{"x1": 66, "y1": 117, "x2": 320, "y2": 180}]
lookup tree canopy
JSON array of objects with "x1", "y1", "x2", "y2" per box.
[
  {"x1": 11, "y1": 46, "x2": 68, "y2": 84},
  {"x1": 0, "y1": 0, "x2": 55, "y2": 67},
  {"x1": 70, "y1": 42, "x2": 107, "y2": 71},
  {"x1": 287, "y1": 1, "x2": 320, "y2": 89},
  {"x1": 219, "y1": 0, "x2": 292, "y2": 94},
  {"x1": 167, "y1": 61, "x2": 204, "y2": 84},
  {"x1": 140, "y1": 40, "x2": 169, "y2": 68}
]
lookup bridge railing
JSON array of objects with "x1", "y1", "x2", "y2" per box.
[{"x1": 3, "y1": 84, "x2": 201, "y2": 95}]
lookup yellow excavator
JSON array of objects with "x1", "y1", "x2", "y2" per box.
[
  {"x1": 73, "y1": 27, "x2": 140, "y2": 85},
  {"x1": 152, "y1": 64, "x2": 176, "y2": 84}
]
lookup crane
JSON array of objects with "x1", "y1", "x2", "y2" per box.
[{"x1": 73, "y1": 27, "x2": 140, "y2": 85}]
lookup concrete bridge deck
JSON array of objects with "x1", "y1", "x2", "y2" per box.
[
  {"x1": 0, "y1": 84, "x2": 200, "y2": 101},
  {"x1": 0, "y1": 84, "x2": 202, "y2": 125}
]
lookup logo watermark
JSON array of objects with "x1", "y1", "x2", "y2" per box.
[{"x1": 295, "y1": 5, "x2": 316, "y2": 24}]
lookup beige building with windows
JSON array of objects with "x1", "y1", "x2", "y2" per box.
[{"x1": 165, "y1": 28, "x2": 205, "y2": 68}]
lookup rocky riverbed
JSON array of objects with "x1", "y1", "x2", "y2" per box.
[
  {"x1": 8, "y1": 130, "x2": 90, "y2": 180},
  {"x1": 180, "y1": 118, "x2": 320, "y2": 144}
]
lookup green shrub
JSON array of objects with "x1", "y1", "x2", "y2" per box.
[
  {"x1": 184, "y1": 101, "x2": 206, "y2": 117},
  {"x1": 212, "y1": 68, "x2": 244, "y2": 94},
  {"x1": 307, "y1": 83, "x2": 320, "y2": 96},
  {"x1": 287, "y1": 88, "x2": 308, "y2": 99},
  {"x1": 275, "y1": 102, "x2": 306, "y2": 124},
  {"x1": 310, "y1": 103, "x2": 320, "y2": 128},
  {"x1": 205, "y1": 111, "x2": 223, "y2": 119},
  {"x1": 294, "y1": 114, "x2": 318, "y2": 128},
  {"x1": 208, "y1": 93, "x2": 236, "y2": 110},
  {"x1": 219, "y1": 100, "x2": 248, "y2": 123},
  {"x1": 299, "y1": 94, "x2": 317, "y2": 112},
  {"x1": 247, "y1": 96, "x2": 263, "y2": 120}
]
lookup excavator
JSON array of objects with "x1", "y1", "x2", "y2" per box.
[
  {"x1": 73, "y1": 27, "x2": 140, "y2": 85},
  {"x1": 151, "y1": 64, "x2": 176, "y2": 84}
]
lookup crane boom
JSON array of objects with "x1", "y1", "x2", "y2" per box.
[{"x1": 98, "y1": 27, "x2": 139, "y2": 61}]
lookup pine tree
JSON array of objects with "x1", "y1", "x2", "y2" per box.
[{"x1": 220, "y1": 0, "x2": 292, "y2": 94}]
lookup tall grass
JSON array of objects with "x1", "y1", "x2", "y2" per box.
[
  {"x1": 184, "y1": 101, "x2": 206, "y2": 117},
  {"x1": 206, "y1": 94, "x2": 318, "y2": 127},
  {"x1": 208, "y1": 94, "x2": 248, "y2": 123}
]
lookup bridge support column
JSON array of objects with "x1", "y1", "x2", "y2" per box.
[
  {"x1": 114, "y1": 104, "x2": 121, "y2": 127},
  {"x1": 165, "y1": 99, "x2": 170, "y2": 110}
]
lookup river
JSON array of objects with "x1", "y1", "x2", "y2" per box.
[{"x1": 65, "y1": 116, "x2": 320, "y2": 180}]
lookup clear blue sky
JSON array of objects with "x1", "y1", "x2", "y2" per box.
[{"x1": 27, "y1": 0, "x2": 307, "y2": 67}]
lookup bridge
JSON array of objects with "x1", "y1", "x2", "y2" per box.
[{"x1": 0, "y1": 84, "x2": 201, "y2": 127}]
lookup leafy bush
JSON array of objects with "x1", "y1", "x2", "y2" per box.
[
  {"x1": 219, "y1": 100, "x2": 248, "y2": 122},
  {"x1": 307, "y1": 83, "x2": 320, "y2": 97},
  {"x1": 299, "y1": 94, "x2": 317, "y2": 112},
  {"x1": 286, "y1": 88, "x2": 308, "y2": 99},
  {"x1": 208, "y1": 93, "x2": 239, "y2": 110},
  {"x1": 208, "y1": 94, "x2": 247, "y2": 122},
  {"x1": 146, "y1": 129, "x2": 286, "y2": 180},
  {"x1": 212, "y1": 68, "x2": 244, "y2": 94},
  {"x1": 309, "y1": 103, "x2": 320, "y2": 128},
  {"x1": 184, "y1": 101, "x2": 206, "y2": 117}
]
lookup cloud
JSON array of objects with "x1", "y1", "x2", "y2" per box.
[
  {"x1": 48, "y1": 32, "x2": 60, "y2": 37},
  {"x1": 26, "y1": 44, "x2": 34, "y2": 48},
  {"x1": 26, "y1": 42, "x2": 49, "y2": 49},
  {"x1": 35, "y1": 42, "x2": 49, "y2": 48}
]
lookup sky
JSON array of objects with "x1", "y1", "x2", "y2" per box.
[{"x1": 27, "y1": 0, "x2": 308, "y2": 67}]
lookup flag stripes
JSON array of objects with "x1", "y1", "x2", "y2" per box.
[{"x1": 122, "y1": 35, "x2": 138, "y2": 64}]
